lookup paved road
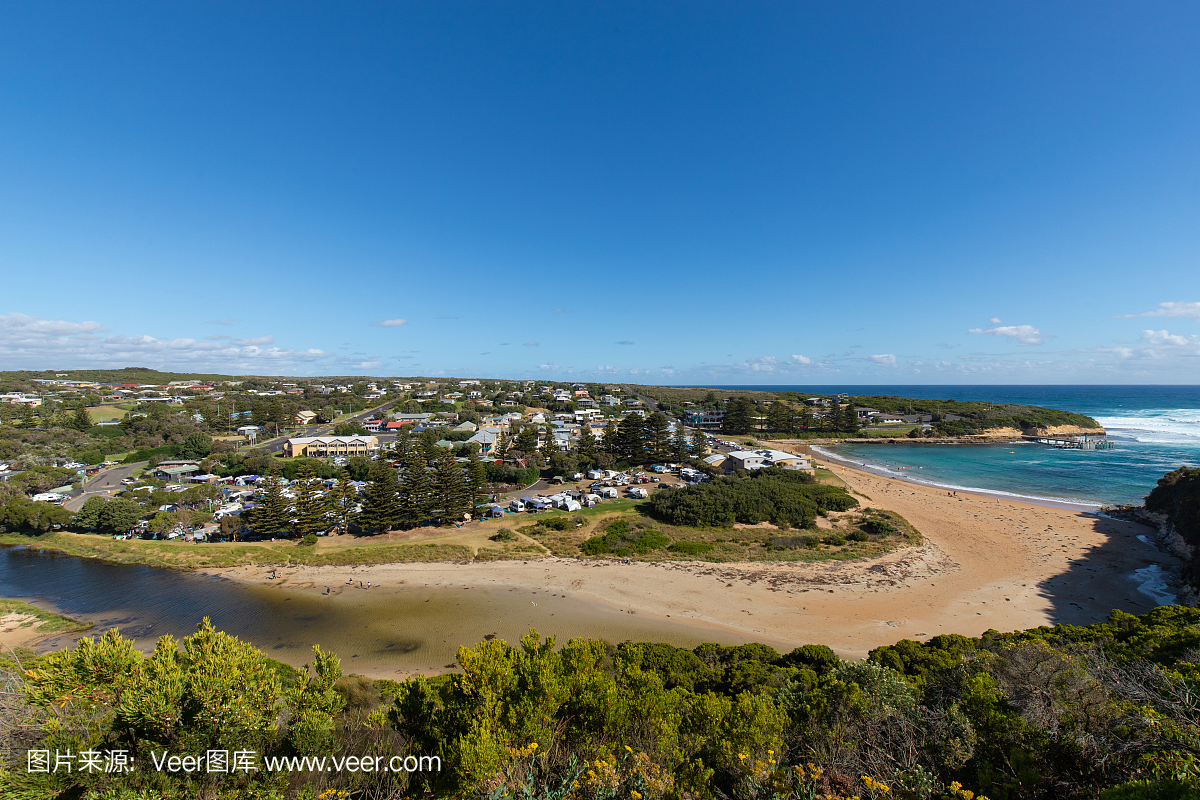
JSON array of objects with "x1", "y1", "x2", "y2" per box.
[{"x1": 65, "y1": 461, "x2": 146, "y2": 511}]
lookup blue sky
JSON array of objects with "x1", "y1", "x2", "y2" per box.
[{"x1": 1, "y1": 2, "x2": 1198, "y2": 383}]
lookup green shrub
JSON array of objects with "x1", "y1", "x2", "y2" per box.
[
  {"x1": 823, "y1": 535, "x2": 846, "y2": 546},
  {"x1": 299, "y1": 533, "x2": 318, "y2": 547},
  {"x1": 863, "y1": 517, "x2": 898, "y2": 536},
  {"x1": 848, "y1": 529, "x2": 869, "y2": 542},
  {"x1": 489, "y1": 528, "x2": 516, "y2": 542},
  {"x1": 581, "y1": 520, "x2": 670, "y2": 556}
]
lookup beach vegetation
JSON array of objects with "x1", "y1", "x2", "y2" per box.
[
  {"x1": 646, "y1": 466, "x2": 858, "y2": 528},
  {"x1": 7, "y1": 608, "x2": 1200, "y2": 799}
]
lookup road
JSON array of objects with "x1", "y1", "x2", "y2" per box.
[{"x1": 65, "y1": 462, "x2": 146, "y2": 511}]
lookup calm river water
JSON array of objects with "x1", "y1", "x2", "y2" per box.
[{"x1": 0, "y1": 546, "x2": 762, "y2": 676}]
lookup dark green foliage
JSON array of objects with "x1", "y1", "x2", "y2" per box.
[
  {"x1": 1101, "y1": 780, "x2": 1200, "y2": 800},
  {"x1": 646, "y1": 466, "x2": 857, "y2": 528},
  {"x1": 847, "y1": 529, "x2": 870, "y2": 542},
  {"x1": 780, "y1": 644, "x2": 839, "y2": 674},
  {"x1": 298, "y1": 532, "x2": 318, "y2": 546},
  {"x1": 580, "y1": 519, "x2": 670, "y2": 555},
  {"x1": 178, "y1": 431, "x2": 213, "y2": 459},
  {"x1": 862, "y1": 517, "x2": 898, "y2": 536},
  {"x1": 358, "y1": 459, "x2": 402, "y2": 532},
  {"x1": 489, "y1": 528, "x2": 515, "y2": 542}
]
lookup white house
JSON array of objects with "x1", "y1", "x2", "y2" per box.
[{"x1": 723, "y1": 449, "x2": 812, "y2": 472}]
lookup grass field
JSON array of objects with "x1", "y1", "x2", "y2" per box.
[
  {"x1": 86, "y1": 405, "x2": 128, "y2": 422},
  {"x1": 0, "y1": 598, "x2": 93, "y2": 634}
]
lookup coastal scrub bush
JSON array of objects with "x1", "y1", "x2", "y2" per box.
[
  {"x1": 299, "y1": 533, "x2": 318, "y2": 546},
  {"x1": 768, "y1": 535, "x2": 821, "y2": 549},
  {"x1": 823, "y1": 534, "x2": 847, "y2": 546},
  {"x1": 863, "y1": 518, "x2": 898, "y2": 536},
  {"x1": 848, "y1": 529, "x2": 870, "y2": 542},
  {"x1": 581, "y1": 519, "x2": 669, "y2": 556},
  {"x1": 489, "y1": 527, "x2": 515, "y2": 542},
  {"x1": 646, "y1": 466, "x2": 857, "y2": 528}
]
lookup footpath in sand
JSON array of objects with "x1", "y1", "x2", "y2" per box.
[{"x1": 211, "y1": 465, "x2": 1176, "y2": 662}]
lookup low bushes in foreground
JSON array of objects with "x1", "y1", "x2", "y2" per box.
[{"x1": 5, "y1": 607, "x2": 1200, "y2": 799}]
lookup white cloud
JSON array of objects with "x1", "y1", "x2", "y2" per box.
[
  {"x1": 230, "y1": 335, "x2": 274, "y2": 346},
  {"x1": 1141, "y1": 329, "x2": 1196, "y2": 346},
  {"x1": 968, "y1": 324, "x2": 1046, "y2": 346},
  {"x1": 537, "y1": 363, "x2": 559, "y2": 371},
  {"x1": 1123, "y1": 301, "x2": 1200, "y2": 321},
  {"x1": 0, "y1": 312, "x2": 333, "y2": 373},
  {"x1": 989, "y1": 317, "x2": 1003, "y2": 325},
  {"x1": 868, "y1": 353, "x2": 896, "y2": 365},
  {"x1": 595, "y1": 365, "x2": 621, "y2": 373},
  {"x1": 789, "y1": 355, "x2": 812, "y2": 365},
  {"x1": 371, "y1": 318, "x2": 408, "y2": 327}
]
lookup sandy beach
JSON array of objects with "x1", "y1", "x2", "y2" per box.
[{"x1": 205, "y1": 463, "x2": 1176, "y2": 667}]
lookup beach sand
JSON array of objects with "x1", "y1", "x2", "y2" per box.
[{"x1": 206, "y1": 463, "x2": 1176, "y2": 669}]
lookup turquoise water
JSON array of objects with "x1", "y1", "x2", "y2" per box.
[{"x1": 710, "y1": 385, "x2": 1200, "y2": 507}]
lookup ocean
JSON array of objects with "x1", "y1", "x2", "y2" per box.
[{"x1": 706, "y1": 385, "x2": 1200, "y2": 508}]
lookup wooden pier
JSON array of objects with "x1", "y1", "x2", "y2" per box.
[{"x1": 1026, "y1": 434, "x2": 1114, "y2": 450}]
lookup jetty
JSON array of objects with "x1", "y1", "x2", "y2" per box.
[{"x1": 1025, "y1": 434, "x2": 1114, "y2": 450}]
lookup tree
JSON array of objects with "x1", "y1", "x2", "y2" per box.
[
  {"x1": 645, "y1": 412, "x2": 673, "y2": 462},
  {"x1": 179, "y1": 431, "x2": 213, "y2": 459},
  {"x1": 432, "y1": 448, "x2": 470, "y2": 522},
  {"x1": 672, "y1": 426, "x2": 690, "y2": 460},
  {"x1": 248, "y1": 472, "x2": 289, "y2": 538},
  {"x1": 464, "y1": 449, "x2": 489, "y2": 513},
  {"x1": 99, "y1": 497, "x2": 145, "y2": 534},
  {"x1": 691, "y1": 427, "x2": 708, "y2": 458},
  {"x1": 213, "y1": 402, "x2": 234, "y2": 432},
  {"x1": 357, "y1": 459, "x2": 401, "y2": 533},
  {"x1": 75, "y1": 496, "x2": 108, "y2": 530},
  {"x1": 840, "y1": 405, "x2": 860, "y2": 434},
  {"x1": 514, "y1": 424, "x2": 539, "y2": 456},
  {"x1": 316, "y1": 406, "x2": 335, "y2": 424},
  {"x1": 69, "y1": 404, "x2": 94, "y2": 431},
  {"x1": 616, "y1": 414, "x2": 649, "y2": 464},
  {"x1": 328, "y1": 470, "x2": 358, "y2": 534},
  {"x1": 291, "y1": 462, "x2": 329, "y2": 536},
  {"x1": 399, "y1": 438, "x2": 434, "y2": 525},
  {"x1": 768, "y1": 402, "x2": 796, "y2": 433},
  {"x1": 576, "y1": 425, "x2": 598, "y2": 465},
  {"x1": 602, "y1": 420, "x2": 619, "y2": 454},
  {"x1": 722, "y1": 397, "x2": 754, "y2": 435}
]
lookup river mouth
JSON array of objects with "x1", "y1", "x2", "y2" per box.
[{"x1": 1, "y1": 546, "x2": 769, "y2": 676}]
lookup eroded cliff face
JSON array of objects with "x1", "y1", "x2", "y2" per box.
[{"x1": 1027, "y1": 424, "x2": 1107, "y2": 437}]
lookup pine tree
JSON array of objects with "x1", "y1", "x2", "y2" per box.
[
  {"x1": 214, "y1": 403, "x2": 234, "y2": 433},
  {"x1": 768, "y1": 402, "x2": 795, "y2": 433},
  {"x1": 493, "y1": 430, "x2": 509, "y2": 458},
  {"x1": 464, "y1": 449, "x2": 489, "y2": 513},
  {"x1": 71, "y1": 404, "x2": 93, "y2": 432},
  {"x1": 841, "y1": 404, "x2": 861, "y2": 434},
  {"x1": 690, "y1": 427, "x2": 708, "y2": 457},
  {"x1": 645, "y1": 412, "x2": 672, "y2": 463},
  {"x1": 357, "y1": 460, "x2": 401, "y2": 533},
  {"x1": 722, "y1": 397, "x2": 754, "y2": 434},
  {"x1": 514, "y1": 425, "x2": 539, "y2": 456},
  {"x1": 399, "y1": 438, "x2": 434, "y2": 526},
  {"x1": 291, "y1": 463, "x2": 329, "y2": 536},
  {"x1": 249, "y1": 472, "x2": 289, "y2": 538},
  {"x1": 576, "y1": 425, "x2": 598, "y2": 465},
  {"x1": 433, "y1": 448, "x2": 469, "y2": 523},
  {"x1": 602, "y1": 420, "x2": 619, "y2": 454},
  {"x1": 616, "y1": 415, "x2": 649, "y2": 464},
  {"x1": 328, "y1": 470, "x2": 358, "y2": 534},
  {"x1": 672, "y1": 427, "x2": 690, "y2": 460}
]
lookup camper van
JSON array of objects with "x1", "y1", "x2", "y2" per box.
[{"x1": 509, "y1": 498, "x2": 527, "y2": 512}]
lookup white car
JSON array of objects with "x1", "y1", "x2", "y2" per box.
[{"x1": 121, "y1": 477, "x2": 137, "y2": 485}]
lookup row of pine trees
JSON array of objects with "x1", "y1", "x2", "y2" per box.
[{"x1": 246, "y1": 436, "x2": 489, "y2": 538}]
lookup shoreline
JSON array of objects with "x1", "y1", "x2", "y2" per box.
[
  {"x1": 810, "y1": 444, "x2": 1106, "y2": 512},
  {"x1": 196, "y1": 462, "x2": 1176, "y2": 671}
]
